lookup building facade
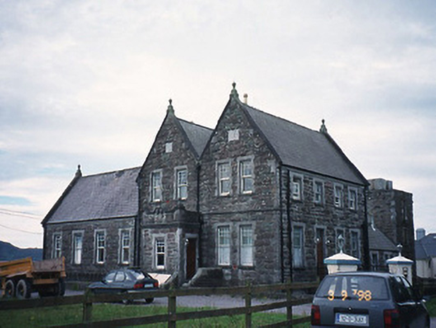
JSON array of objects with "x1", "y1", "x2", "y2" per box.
[{"x1": 43, "y1": 84, "x2": 371, "y2": 285}]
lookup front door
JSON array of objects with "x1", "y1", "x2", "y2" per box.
[{"x1": 186, "y1": 238, "x2": 197, "y2": 280}]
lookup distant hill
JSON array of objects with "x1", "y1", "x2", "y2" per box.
[{"x1": 0, "y1": 241, "x2": 42, "y2": 262}]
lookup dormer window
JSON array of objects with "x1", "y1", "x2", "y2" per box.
[{"x1": 228, "y1": 129, "x2": 239, "y2": 141}]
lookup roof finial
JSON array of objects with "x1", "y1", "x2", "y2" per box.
[
  {"x1": 320, "y1": 119, "x2": 328, "y2": 133},
  {"x1": 230, "y1": 82, "x2": 239, "y2": 99},
  {"x1": 167, "y1": 99, "x2": 174, "y2": 115},
  {"x1": 75, "y1": 164, "x2": 82, "y2": 178}
]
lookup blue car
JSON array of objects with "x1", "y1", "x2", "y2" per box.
[
  {"x1": 311, "y1": 272, "x2": 429, "y2": 328},
  {"x1": 88, "y1": 268, "x2": 159, "y2": 304}
]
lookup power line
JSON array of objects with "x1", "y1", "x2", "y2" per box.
[
  {"x1": 0, "y1": 208, "x2": 42, "y2": 221},
  {"x1": 0, "y1": 222, "x2": 42, "y2": 235}
]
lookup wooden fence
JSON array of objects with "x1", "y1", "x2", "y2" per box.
[{"x1": 0, "y1": 281, "x2": 318, "y2": 328}]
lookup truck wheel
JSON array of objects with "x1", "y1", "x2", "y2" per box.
[
  {"x1": 4, "y1": 280, "x2": 15, "y2": 298},
  {"x1": 16, "y1": 279, "x2": 31, "y2": 299}
]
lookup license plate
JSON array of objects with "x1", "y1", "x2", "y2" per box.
[
  {"x1": 144, "y1": 284, "x2": 153, "y2": 288},
  {"x1": 335, "y1": 313, "x2": 368, "y2": 326}
]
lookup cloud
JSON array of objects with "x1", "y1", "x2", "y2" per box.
[{"x1": 0, "y1": 0, "x2": 436, "y2": 247}]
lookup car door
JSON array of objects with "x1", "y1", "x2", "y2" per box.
[
  {"x1": 398, "y1": 276, "x2": 428, "y2": 328},
  {"x1": 391, "y1": 276, "x2": 417, "y2": 327}
]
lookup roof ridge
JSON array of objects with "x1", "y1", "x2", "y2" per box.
[
  {"x1": 239, "y1": 101, "x2": 320, "y2": 134},
  {"x1": 178, "y1": 117, "x2": 214, "y2": 131},
  {"x1": 81, "y1": 166, "x2": 141, "y2": 179}
]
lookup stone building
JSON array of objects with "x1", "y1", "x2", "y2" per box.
[
  {"x1": 367, "y1": 178, "x2": 416, "y2": 263},
  {"x1": 42, "y1": 84, "x2": 371, "y2": 285}
]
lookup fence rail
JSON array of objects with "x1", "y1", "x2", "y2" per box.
[{"x1": 0, "y1": 281, "x2": 318, "y2": 328}]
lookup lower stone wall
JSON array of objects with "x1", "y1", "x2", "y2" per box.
[{"x1": 45, "y1": 218, "x2": 135, "y2": 281}]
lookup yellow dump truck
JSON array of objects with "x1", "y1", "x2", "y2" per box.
[{"x1": 0, "y1": 257, "x2": 66, "y2": 299}]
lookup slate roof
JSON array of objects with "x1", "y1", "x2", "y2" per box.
[
  {"x1": 178, "y1": 118, "x2": 213, "y2": 158},
  {"x1": 415, "y1": 233, "x2": 436, "y2": 260},
  {"x1": 368, "y1": 226, "x2": 397, "y2": 252},
  {"x1": 240, "y1": 101, "x2": 367, "y2": 185},
  {"x1": 46, "y1": 167, "x2": 140, "y2": 224}
]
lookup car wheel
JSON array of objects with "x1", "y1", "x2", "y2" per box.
[
  {"x1": 4, "y1": 280, "x2": 15, "y2": 298},
  {"x1": 16, "y1": 279, "x2": 31, "y2": 299},
  {"x1": 145, "y1": 298, "x2": 154, "y2": 304}
]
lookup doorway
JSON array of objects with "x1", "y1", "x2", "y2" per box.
[{"x1": 186, "y1": 238, "x2": 197, "y2": 280}]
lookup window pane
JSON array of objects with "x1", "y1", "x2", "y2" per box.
[
  {"x1": 218, "y1": 227, "x2": 230, "y2": 265},
  {"x1": 218, "y1": 163, "x2": 230, "y2": 195},
  {"x1": 121, "y1": 231, "x2": 130, "y2": 264},
  {"x1": 240, "y1": 226, "x2": 253, "y2": 266},
  {"x1": 96, "y1": 232, "x2": 105, "y2": 263},
  {"x1": 156, "y1": 239, "x2": 165, "y2": 268},
  {"x1": 152, "y1": 171, "x2": 162, "y2": 201},
  {"x1": 240, "y1": 160, "x2": 253, "y2": 193},
  {"x1": 177, "y1": 169, "x2": 188, "y2": 199},
  {"x1": 293, "y1": 227, "x2": 303, "y2": 267},
  {"x1": 74, "y1": 234, "x2": 83, "y2": 265}
]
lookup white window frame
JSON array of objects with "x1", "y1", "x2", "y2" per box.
[
  {"x1": 291, "y1": 175, "x2": 303, "y2": 201},
  {"x1": 314, "y1": 180, "x2": 324, "y2": 204},
  {"x1": 217, "y1": 161, "x2": 231, "y2": 196},
  {"x1": 95, "y1": 230, "x2": 106, "y2": 264},
  {"x1": 72, "y1": 231, "x2": 84, "y2": 265},
  {"x1": 348, "y1": 188, "x2": 358, "y2": 210},
  {"x1": 239, "y1": 157, "x2": 254, "y2": 194},
  {"x1": 154, "y1": 237, "x2": 166, "y2": 269},
  {"x1": 175, "y1": 167, "x2": 188, "y2": 200},
  {"x1": 334, "y1": 184, "x2": 344, "y2": 208},
  {"x1": 151, "y1": 170, "x2": 163, "y2": 202},
  {"x1": 217, "y1": 226, "x2": 231, "y2": 266},
  {"x1": 240, "y1": 225, "x2": 253, "y2": 266},
  {"x1": 119, "y1": 229, "x2": 131, "y2": 265},
  {"x1": 292, "y1": 225, "x2": 305, "y2": 268},
  {"x1": 52, "y1": 233, "x2": 62, "y2": 259}
]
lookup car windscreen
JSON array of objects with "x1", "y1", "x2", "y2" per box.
[{"x1": 316, "y1": 275, "x2": 389, "y2": 301}]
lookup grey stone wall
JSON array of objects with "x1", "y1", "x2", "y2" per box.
[
  {"x1": 199, "y1": 98, "x2": 282, "y2": 285},
  {"x1": 45, "y1": 217, "x2": 135, "y2": 281},
  {"x1": 137, "y1": 112, "x2": 200, "y2": 216},
  {"x1": 367, "y1": 180, "x2": 415, "y2": 262}
]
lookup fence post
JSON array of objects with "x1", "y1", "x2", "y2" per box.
[
  {"x1": 168, "y1": 284, "x2": 177, "y2": 328},
  {"x1": 82, "y1": 289, "x2": 93, "y2": 325},
  {"x1": 286, "y1": 280, "x2": 293, "y2": 328},
  {"x1": 245, "y1": 281, "x2": 252, "y2": 328}
]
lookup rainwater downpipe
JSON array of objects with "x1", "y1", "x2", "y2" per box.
[
  {"x1": 279, "y1": 164, "x2": 285, "y2": 283},
  {"x1": 287, "y1": 170, "x2": 293, "y2": 282}
]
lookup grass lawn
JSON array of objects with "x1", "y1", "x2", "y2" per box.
[{"x1": 0, "y1": 303, "x2": 311, "y2": 328}]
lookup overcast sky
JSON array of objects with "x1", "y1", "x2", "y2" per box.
[{"x1": 1, "y1": 1, "x2": 435, "y2": 249}]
